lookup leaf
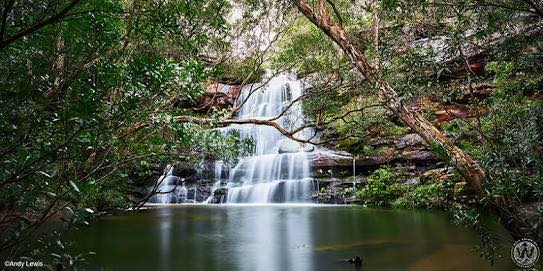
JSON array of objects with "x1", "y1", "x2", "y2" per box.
[
  {"x1": 44, "y1": 191, "x2": 57, "y2": 197},
  {"x1": 56, "y1": 240, "x2": 64, "y2": 249},
  {"x1": 38, "y1": 171, "x2": 52, "y2": 178},
  {"x1": 69, "y1": 180, "x2": 80, "y2": 193},
  {"x1": 50, "y1": 253, "x2": 62, "y2": 259},
  {"x1": 84, "y1": 208, "x2": 94, "y2": 214}
]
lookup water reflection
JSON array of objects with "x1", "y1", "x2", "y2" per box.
[
  {"x1": 66, "y1": 205, "x2": 513, "y2": 271},
  {"x1": 157, "y1": 208, "x2": 172, "y2": 271},
  {"x1": 224, "y1": 206, "x2": 313, "y2": 271}
]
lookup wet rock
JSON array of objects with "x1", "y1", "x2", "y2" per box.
[
  {"x1": 308, "y1": 148, "x2": 400, "y2": 170},
  {"x1": 172, "y1": 161, "x2": 198, "y2": 177},
  {"x1": 164, "y1": 176, "x2": 184, "y2": 186},
  {"x1": 186, "y1": 186, "x2": 212, "y2": 202},
  {"x1": 209, "y1": 187, "x2": 228, "y2": 204},
  {"x1": 313, "y1": 177, "x2": 366, "y2": 204},
  {"x1": 192, "y1": 92, "x2": 234, "y2": 113},
  {"x1": 308, "y1": 146, "x2": 439, "y2": 177},
  {"x1": 315, "y1": 176, "x2": 365, "y2": 186},
  {"x1": 282, "y1": 83, "x2": 292, "y2": 101},
  {"x1": 308, "y1": 151, "x2": 353, "y2": 168},
  {"x1": 520, "y1": 201, "x2": 543, "y2": 239}
]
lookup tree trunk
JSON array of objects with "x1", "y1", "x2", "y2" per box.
[
  {"x1": 44, "y1": 32, "x2": 65, "y2": 98},
  {"x1": 293, "y1": 0, "x2": 486, "y2": 194}
]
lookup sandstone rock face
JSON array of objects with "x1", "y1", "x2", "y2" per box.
[
  {"x1": 307, "y1": 150, "x2": 353, "y2": 168},
  {"x1": 192, "y1": 82, "x2": 242, "y2": 113},
  {"x1": 361, "y1": 147, "x2": 397, "y2": 165},
  {"x1": 400, "y1": 150, "x2": 438, "y2": 165},
  {"x1": 309, "y1": 137, "x2": 439, "y2": 178},
  {"x1": 434, "y1": 104, "x2": 488, "y2": 126},
  {"x1": 396, "y1": 133, "x2": 424, "y2": 149}
]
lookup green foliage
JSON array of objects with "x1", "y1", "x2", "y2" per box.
[
  {"x1": 356, "y1": 167, "x2": 404, "y2": 206},
  {"x1": 216, "y1": 57, "x2": 266, "y2": 84},
  {"x1": 341, "y1": 187, "x2": 356, "y2": 197},
  {"x1": 438, "y1": 55, "x2": 543, "y2": 205},
  {"x1": 271, "y1": 17, "x2": 343, "y2": 74},
  {"x1": 353, "y1": 166, "x2": 453, "y2": 208},
  {"x1": 362, "y1": 145, "x2": 374, "y2": 156},
  {"x1": 0, "y1": 0, "x2": 245, "y2": 257},
  {"x1": 392, "y1": 182, "x2": 453, "y2": 209}
]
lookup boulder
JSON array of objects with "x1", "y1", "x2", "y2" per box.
[
  {"x1": 308, "y1": 150, "x2": 353, "y2": 167},
  {"x1": 192, "y1": 82, "x2": 243, "y2": 113},
  {"x1": 208, "y1": 187, "x2": 228, "y2": 204},
  {"x1": 186, "y1": 186, "x2": 212, "y2": 202},
  {"x1": 400, "y1": 150, "x2": 438, "y2": 164},
  {"x1": 358, "y1": 147, "x2": 397, "y2": 166},
  {"x1": 302, "y1": 144, "x2": 315, "y2": 152},
  {"x1": 193, "y1": 92, "x2": 234, "y2": 113},
  {"x1": 309, "y1": 147, "x2": 400, "y2": 168},
  {"x1": 405, "y1": 177, "x2": 421, "y2": 186},
  {"x1": 396, "y1": 133, "x2": 424, "y2": 149}
]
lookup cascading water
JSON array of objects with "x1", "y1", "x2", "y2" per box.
[
  {"x1": 220, "y1": 75, "x2": 315, "y2": 203},
  {"x1": 149, "y1": 74, "x2": 316, "y2": 204},
  {"x1": 149, "y1": 165, "x2": 188, "y2": 204}
]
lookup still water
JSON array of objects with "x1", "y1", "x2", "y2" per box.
[{"x1": 67, "y1": 205, "x2": 513, "y2": 271}]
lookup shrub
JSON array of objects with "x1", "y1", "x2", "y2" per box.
[
  {"x1": 392, "y1": 182, "x2": 453, "y2": 209},
  {"x1": 356, "y1": 167, "x2": 408, "y2": 206}
]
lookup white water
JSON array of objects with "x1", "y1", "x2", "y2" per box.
[
  {"x1": 150, "y1": 74, "x2": 316, "y2": 204},
  {"x1": 149, "y1": 166, "x2": 188, "y2": 204},
  {"x1": 221, "y1": 75, "x2": 315, "y2": 203}
]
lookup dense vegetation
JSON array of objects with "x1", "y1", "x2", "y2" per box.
[
  {"x1": 0, "y1": 0, "x2": 263, "y2": 263},
  {"x1": 275, "y1": 0, "x2": 542, "y2": 249},
  {"x1": 0, "y1": 0, "x2": 541, "y2": 268}
]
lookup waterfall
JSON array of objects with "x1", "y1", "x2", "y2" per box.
[
  {"x1": 149, "y1": 74, "x2": 316, "y2": 204},
  {"x1": 220, "y1": 74, "x2": 314, "y2": 203},
  {"x1": 204, "y1": 161, "x2": 224, "y2": 204},
  {"x1": 149, "y1": 165, "x2": 187, "y2": 204},
  {"x1": 352, "y1": 158, "x2": 356, "y2": 188}
]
